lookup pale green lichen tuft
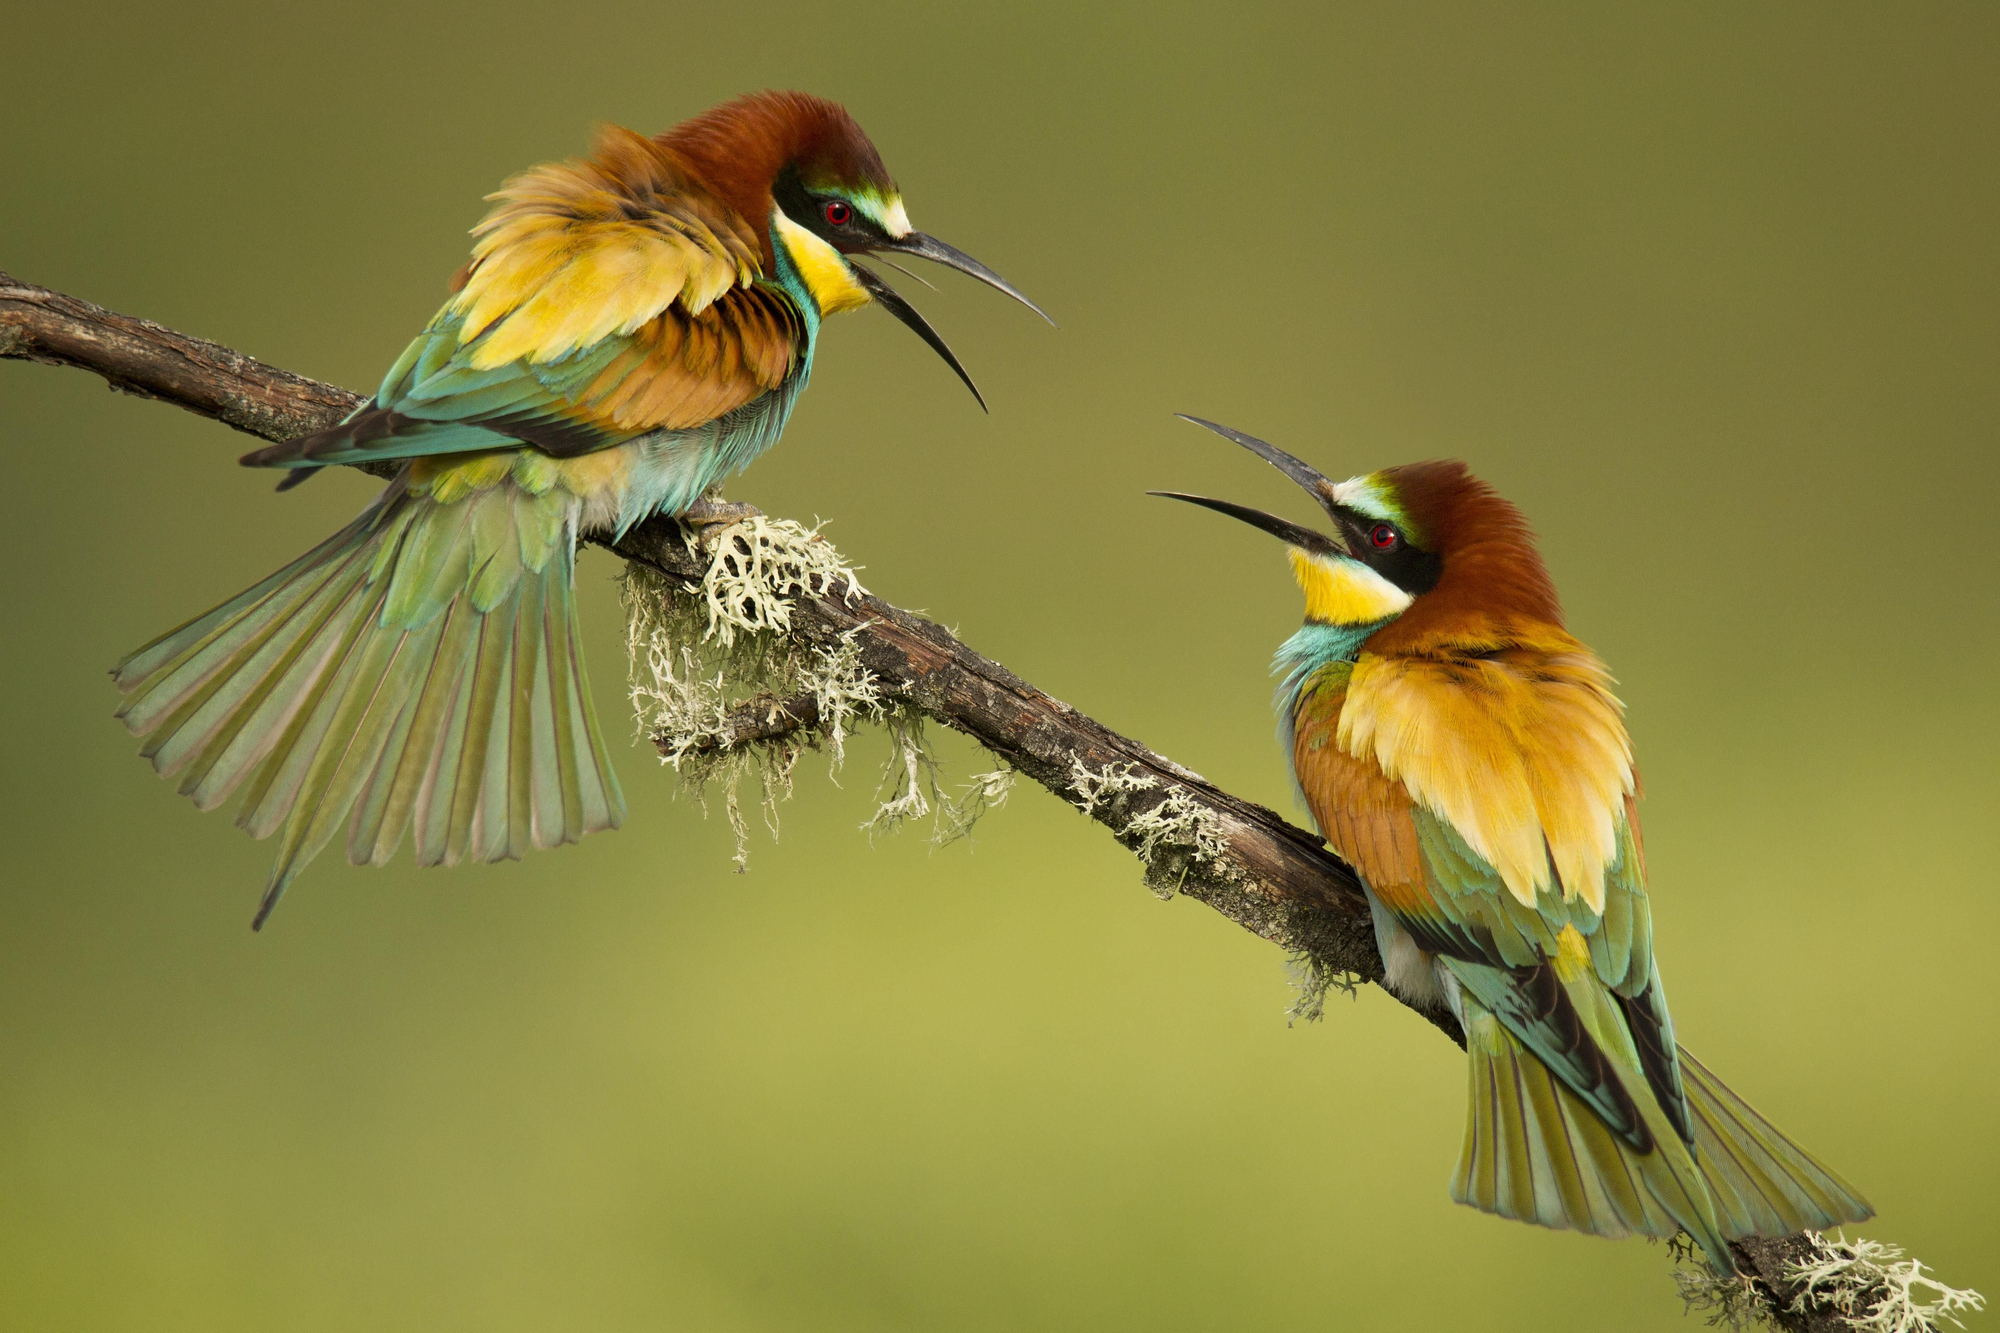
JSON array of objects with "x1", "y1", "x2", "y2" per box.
[
  {"x1": 1672, "y1": 1232, "x2": 1985, "y2": 1333},
  {"x1": 1786, "y1": 1234, "x2": 1985, "y2": 1333},
  {"x1": 933, "y1": 767, "x2": 1017, "y2": 848},
  {"x1": 1284, "y1": 951, "x2": 1361, "y2": 1026},
  {"x1": 863, "y1": 711, "x2": 943, "y2": 838},
  {"x1": 1067, "y1": 757, "x2": 1158, "y2": 818},
  {"x1": 1672, "y1": 1238, "x2": 1766, "y2": 1331},
  {"x1": 1068, "y1": 757, "x2": 1237, "y2": 899},
  {"x1": 625, "y1": 517, "x2": 1011, "y2": 863},
  {"x1": 693, "y1": 514, "x2": 867, "y2": 648},
  {"x1": 863, "y1": 714, "x2": 1017, "y2": 847}
]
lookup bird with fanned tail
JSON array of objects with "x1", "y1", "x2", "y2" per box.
[
  {"x1": 1152, "y1": 416, "x2": 1871, "y2": 1273},
  {"x1": 113, "y1": 92, "x2": 1048, "y2": 928}
]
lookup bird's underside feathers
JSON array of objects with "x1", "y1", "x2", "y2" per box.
[{"x1": 244, "y1": 124, "x2": 802, "y2": 478}]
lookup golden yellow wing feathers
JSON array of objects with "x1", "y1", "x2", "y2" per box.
[
  {"x1": 1335, "y1": 636, "x2": 1634, "y2": 913},
  {"x1": 1292, "y1": 677, "x2": 1429, "y2": 913},
  {"x1": 565, "y1": 287, "x2": 798, "y2": 433},
  {"x1": 452, "y1": 125, "x2": 764, "y2": 371}
]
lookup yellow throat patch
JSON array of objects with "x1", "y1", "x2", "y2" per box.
[
  {"x1": 1289, "y1": 548, "x2": 1414, "y2": 626},
  {"x1": 772, "y1": 209, "x2": 872, "y2": 316}
]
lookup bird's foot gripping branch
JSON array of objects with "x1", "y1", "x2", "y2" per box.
[{"x1": 3, "y1": 271, "x2": 1983, "y2": 1333}]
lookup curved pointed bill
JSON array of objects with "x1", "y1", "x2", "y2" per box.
[
  {"x1": 1147, "y1": 491, "x2": 1343, "y2": 555},
  {"x1": 1175, "y1": 415, "x2": 1336, "y2": 506},
  {"x1": 850, "y1": 260, "x2": 987, "y2": 411},
  {"x1": 874, "y1": 232, "x2": 1056, "y2": 326}
]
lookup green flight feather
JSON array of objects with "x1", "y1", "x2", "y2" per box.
[
  {"x1": 354, "y1": 597, "x2": 480, "y2": 866},
  {"x1": 140, "y1": 549, "x2": 379, "y2": 800},
  {"x1": 446, "y1": 587, "x2": 514, "y2": 865},
  {"x1": 344, "y1": 638, "x2": 430, "y2": 866},
  {"x1": 240, "y1": 311, "x2": 641, "y2": 476},
  {"x1": 1678, "y1": 1046, "x2": 1874, "y2": 1239},
  {"x1": 1443, "y1": 954, "x2": 1655, "y2": 1154},
  {"x1": 1409, "y1": 808, "x2": 1663, "y2": 1151},
  {"x1": 413, "y1": 616, "x2": 479, "y2": 868},
  {"x1": 112, "y1": 477, "x2": 626, "y2": 926},
  {"x1": 1454, "y1": 1001, "x2": 1703, "y2": 1248},
  {"x1": 1384, "y1": 799, "x2": 1870, "y2": 1272}
]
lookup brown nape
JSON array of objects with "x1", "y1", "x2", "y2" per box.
[
  {"x1": 659, "y1": 91, "x2": 894, "y2": 260},
  {"x1": 1361, "y1": 461, "x2": 1568, "y2": 657},
  {"x1": 491, "y1": 126, "x2": 763, "y2": 277}
]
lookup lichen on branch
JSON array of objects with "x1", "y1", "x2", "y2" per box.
[
  {"x1": 1675, "y1": 1232, "x2": 1985, "y2": 1333},
  {"x1": 1067, "y1": 756, "x2": 1236, "y2": 900},
  {"x1": 624, "y1": 514, "x2": 1014, "y2": 861},
  {"x1": 1782, "y1": 1234, "x2": 1984, "y2": 1333}
]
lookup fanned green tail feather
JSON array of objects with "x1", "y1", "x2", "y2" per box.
[
  {"x1": 1679, "y1": 1045, "x2": 1874, "y2": 1239},
  {"x1": 113, "y1": 478, "x2": 625, "y2": 926},
  {"x1": 1453, "y1": 1006, "x2": 1873, "y2": 1274},
  {"x1": 1453, "y1": 1003, "x2": 1734, "y2": 1271}
]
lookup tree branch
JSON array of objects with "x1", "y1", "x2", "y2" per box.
[
  {"x1": 0, "y1": 271, "x2": 1927, "y2": 1332},
  {"x1": 683, "y1": 690, "x2": 823, "y2": 754}
]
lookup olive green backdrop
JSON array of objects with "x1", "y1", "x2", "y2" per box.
[{"x1": 3, "y1": 3, "x2": 1994, "y2": 1329}]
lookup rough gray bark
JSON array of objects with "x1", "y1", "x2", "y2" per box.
[{"x1": 0, "y1": 270, "x2": 1912, "y2": 1331}]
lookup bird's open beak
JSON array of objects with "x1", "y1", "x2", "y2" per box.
[
  {"x1": 874, "y1": 232, "x2": 1055, "y2": 326},
  {"x1": 848, "y1": 232, "x2": 1053, "y2": 413},
  {"x1": 1146, "y1": 491, "x2": 1341, "y2": 554},
  {"x1": 1147, "y1": 415, "x2": 1348, "y2": 554},
  {"x1": 849, "y1": 260, "x2": 988, "y2": 411}
]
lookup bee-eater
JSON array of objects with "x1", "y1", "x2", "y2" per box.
[
  {"x1": 1153, "y1": 417, "x2": 1871, "y2": 1272},
  {"x1": 113, "y1": 91, "x2": 1047, "y2": 927}
]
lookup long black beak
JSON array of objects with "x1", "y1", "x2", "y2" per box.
[
  {"x1": 1150, "y1": 416, "x2": 1346, "y2": 552},
  {"x1": 1145, "y1": 492, "x2": 1340, "y2": 554},
  {"x1": 850, "y1": 260, "x2": 987, "y2": 411},
  {"x1": 1174, "y1": 415, "x2": 1335, "y2": 502},
  {"x1": 876, "y1": 232, "x2": 1055, "y2": 326}
]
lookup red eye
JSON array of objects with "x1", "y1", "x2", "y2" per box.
[
  {"x1": 822, "y1": 200, "x2": 853, "y2": 226},
  {"x1": 1369, "y1": 524, "x2": 1399, "y2": 550}
]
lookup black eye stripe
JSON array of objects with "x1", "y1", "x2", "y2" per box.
[
  {"x1": 1329, "y1": 504, "x2": 1442, "y2": 596},
  {"x1": 770, "y1": 165, "x2": 888, "y2": 243}
]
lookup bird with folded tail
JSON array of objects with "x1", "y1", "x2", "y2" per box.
[
  {"x1": 113, "y1": 91, "x2": 1049, "y2": 928},
  {"x1": 1152, "y1": 416, "x2": 1870, "y2": 1273}
]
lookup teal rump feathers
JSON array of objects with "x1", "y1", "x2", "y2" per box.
[{"x1": 112, "y1": 479, "x2": 625, "y2": 928}]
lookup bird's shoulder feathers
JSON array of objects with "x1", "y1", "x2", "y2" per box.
[
  {"x1": 244, "y1": 126, "x2": 807, "y2": 476},
  {"x1": 1334, "y1": 633, "x2": 1635, "y2": 915},
  {"x1": 1293, "y1": 646, "x2": 1679, "y2": 1147},
  {"x1": 452, "y1": 124, "x2": 770, "y2": 370}
]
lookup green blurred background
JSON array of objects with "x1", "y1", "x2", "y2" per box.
[{"x1": 4, "y1": 3, "x2": 1995, "y2": 1328}]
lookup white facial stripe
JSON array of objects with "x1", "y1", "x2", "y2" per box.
[
  {"x1": 1330, "y1": 476, "x2": 1397, "y2": 524},
  {"x1": 878, "y1": 197, "x2": 912, "y2": 238},
  {"x1": 849, "y1": 194, "x2": 912, "y2": 239}
]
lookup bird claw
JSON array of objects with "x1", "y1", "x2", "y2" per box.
[{"x1": 680, "y1": 498, "x2": 763, "y2": 545}]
